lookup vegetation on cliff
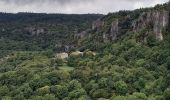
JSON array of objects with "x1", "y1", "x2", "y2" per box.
[{"x1": 0, "y1": 2, "x2": 170, "y2": 100}]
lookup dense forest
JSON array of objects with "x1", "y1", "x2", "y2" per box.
[
  {"x1": 0, "y1": 13, "x2": 102, "y2": 57},
  {"x1": 1, "y1": 2, "x2": 170, "y2": 100}
]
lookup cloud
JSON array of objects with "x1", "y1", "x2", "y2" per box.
[
  {"x1": 133, "y1": 0, "x2": 169, "y2": 8},
  {"x1": 0, "y1": 0, "x2": 168, "y2": 14},
  {"x1": 1, "y1": 0, "x2": 95, "y2": 5}
]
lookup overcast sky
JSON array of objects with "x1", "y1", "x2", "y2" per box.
[{"x1": 0, "y1": 0, "x2": 169, "y2": 14}]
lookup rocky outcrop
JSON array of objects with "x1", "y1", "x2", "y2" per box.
[
  {"x1": 55, "y1": 52, "x2": 68, "y2": 59},
  {"x1": 92, "y1": 19, "x2": 104, "y2": 31},
  {"x1": 110, "y1": 19, "x2": 119, "y2": 40},
  {"x1": 64, "y1": 45, "x2": 76, "y2": 51},
  {"x1": 133, "y1": 10, "x2": 170, "y2": 41},
  {"x1": 70, "y1": 51, "x2": 84, "y2": 57},
  {"x1": 102, "y1": 19, "x2": 119, "y2": 42},
  {"x1": 74, "y1": 29, "x2": 91, "y2": 39},
  {"x1": 24, "y1": 27, "x2": 45, "y2": 36},
  {"x1": 154, "y1": 11, "x2": 169, "y2": 40},
  {"x1": 70, "y1": 50, "x2": 96, "y2": 57},
  {"x1": 84, "y1": 51, "x2": 96, "y2": 56}
]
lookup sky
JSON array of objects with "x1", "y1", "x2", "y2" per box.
[{"x1": 0, "y1": 0, "x2": 169, "y2": 14}]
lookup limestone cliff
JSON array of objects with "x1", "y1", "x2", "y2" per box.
[
  {"x1": 74, "y1": 19, "x2": 104, "y2": 40},
  {"x1": 77, "y1": 10, "x2": 170, "y2": 45},
  {"x1": 92, "y1": 19, "x2": 104, "y2": 31},
  {"x1": 102, "y1": 19, "x2": 119, "y2": 42},
  {"x1": 133, "y1": 10, "x2": 169, "y2": 41},
  {"x1": 110, "y1": 19, "x2": 119, "y2": 41},
  {"x1": 24, "y1": 27, "x2": 45, "y2": 36},
  {"x1": 74, "y1": 29, "x2": 91, "y2": 39}
]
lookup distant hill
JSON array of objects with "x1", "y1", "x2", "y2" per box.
[{"x1": 0, "y1": 13, "x2": 102, "y2": 57}]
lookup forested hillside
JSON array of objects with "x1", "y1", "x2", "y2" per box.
[
  {"x1": 1, "y1": 2, "x2": 170, "y2": 100},
  {"x1": 0, "y1": 13, "x2": 102, "y2": 58}
]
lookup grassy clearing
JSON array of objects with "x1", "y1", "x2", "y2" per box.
[{"x1": 58, "y1": 65, "x2": 74, "y2": 71}]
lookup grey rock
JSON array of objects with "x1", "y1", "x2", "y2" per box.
[
  {"x1": 74, "y1": 29, "x2": 91, "y2": 39},
  {"x1": 133, "y1": 10, "x2": 169, "y2": 41},
  {"x1": 55, "y1": 52, "x2": 68, "y2": 59},
  {"x1": 110, "y1": 19, "x2": 119, "y2": 41},
  {"x1": 102, "y1": 19, "x2": 119, "y2": 42},
  {"x1": 92, "y1": 19, "x2": 104, "y2": 31},
  {"x1": 25, "y1": 27, "x2": 45, "y2": 36}
]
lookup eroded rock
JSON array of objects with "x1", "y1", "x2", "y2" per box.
[
  {"x1": 70, "y1": 51, "x2": 84, "y2": 57},
  {"x1": 55, "y1": 52, "x2": 68, "y2": 59},
  {"x1": 85, "y1": 51, "x2": 96, "y2": 56},
  {"x1": 74, "y1": 29, "x2": 91, "y2": 39},
  {"x1": 110, "y1": 19, "x2": 119, "y2": 40},
  {"x1": 102, "y1": 19, "x2": 119, "y2": 42},
  {"x1": 25, "y1": 27, "x2": 45, "y2": 36},
  {"x1": 92, "y1": 19, "x2": 104, "y2": 31},
  {"x1": 133, "y1": 10, "x2": 170, "y2": 41}
]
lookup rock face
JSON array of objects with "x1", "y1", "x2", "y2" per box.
[
  {"x1": 25, "y1": 27, "x2": 45, "y2": 36},
  {"x1": 154, "y1": 11, "x2": 169, "y2": 40},
  {"x1": 55, "y1": 53, "x2": 68, "y2": 59},
  {"x1": 64, "y1": 45, "x2": 76, "y2": 52},
  {"x1": 92, "y1": 19, "x2": 104, "y2": 31},
  {"x1": 133, "y1": 10, "x2": 170, "y2": 41},
  {"x1": 110, "y1": 19, "x2": 119, "y2": 40},
  {"x1": 74, "y1": 29, "x2": 91, "y2": 39},
  {"x1": 102, "y1": 19, "x2": 119, "y2": 42}
]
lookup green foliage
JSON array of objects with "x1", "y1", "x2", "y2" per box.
[
  {"x1": 114, "y1": 81, "x2": 128, "y2": 95},
  {"x1": 129, "y1": 92, "x2": 147, "y2": 100},
  {"x1": 164, "y1": 88, "x2": 170, "y2": 100},
  {"x1": 50, "y1": 85, "x2": 68, "y2": 99},
  {"x1": 1, "y1": 2, "x2": 170, "y2": 100},
  {"x1": 166, "y1": 57, "x2": 170, "y2": 70},
  {"x1": 0, "y1": 85, "x2": 9, "y2": 97},
  {"x1": 36, "y1": 86, "x2": 50, "y2": 96},
  {"x1": 92, "y1": 89, "x2": 110, "y2": 98},
  {"x1": 147, "y1": 33, "x2": 158, "y2": 47},
  {"x1": 68, "y1": 89, "x2": 86, "y2": 99}
]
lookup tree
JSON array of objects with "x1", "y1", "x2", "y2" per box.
[
  {"x1": 1, "y1": 96, "x2": 12, "y2": 100},
  {"x1": 13, "y1": 93, "x2": 25, "y2": 100},
  {"x1": 114, "y1": 81, "x2": 128, "y2": 95},
  {"x1": 166, "y1": 57, "x2": 170, "y2": 70},
  {"x1": 67, "y1": 80, "x2": 82, "y2": 91},
  {"x1": 92, "y1": 89, "x2": 110, "y2": 98},
  {"x1": 98, "y1": 78, "x2": 108, "y2": 88},
  {"x1": 111, "y1": 96, "x2": 126, "y2": 100},
  {"x1": 50, "y1": 85, "x2": 68, "y2": 99},
  {"x1": 31, "y1": 96, "x2": 45, "y2": 100},
  {"x1": 146, "y1": 33, "x2": 158, "y2": 47},
  {"x1": 134, "y1": 78, "x2": 145, "y2": 91},
  {"x1": 0, "y1": 85, "x2": 9, "y2": 97},
  {"x1": 19, "y1": 84, "x2": 33, "y2": 99},
  {"x1": 36, "y1": 86, "x2": 50, "y2": 96},
  {"x1": 164, "y1": 88, "x2": 170, "y2": 100},
  {"x1": 44, "y1": 94, "x2": 56, "y2": 100},
  {"x1": 68, "y1": 89, "x2": 86, "y2": 99},
  {"x1": 128, "y1": 92, "x2": 147, "y2": 100}
]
